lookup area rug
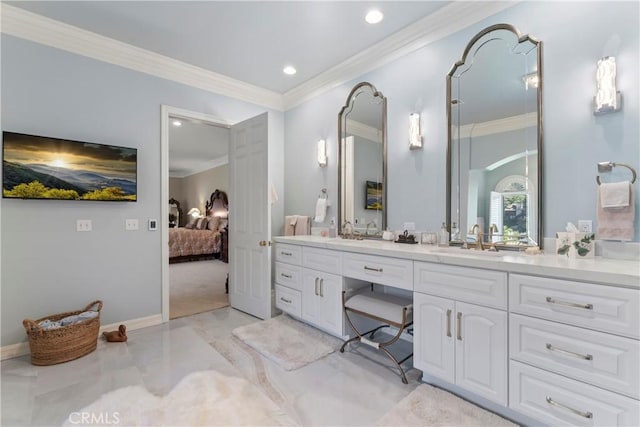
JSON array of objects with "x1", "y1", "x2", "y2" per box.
[
  {"x1": 61, "y1": 370, "x2": 294, "y2": 427},
  {"x1": 375, "y1": 384, "x2": 518, "y2": 427},
  {"x1": 231, "y1": 314, "x2": 343, "y2": 371}
]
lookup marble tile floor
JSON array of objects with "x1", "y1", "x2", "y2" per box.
[{"x1": 1, "y1": 307, "x2": 421, "y2": 427}]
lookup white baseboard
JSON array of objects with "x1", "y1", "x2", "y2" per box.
[{"x1": 0, "y1": 313, "x2": 164, "y2": 361}]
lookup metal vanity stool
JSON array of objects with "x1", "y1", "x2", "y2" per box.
[{"x1": 340, "y1": 288, "x2": 414, "y2": 383}]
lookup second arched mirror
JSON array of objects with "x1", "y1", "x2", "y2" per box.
[
  {"x1": 447, "y1": 24, "x2": 543, "y2": 250},
  {"x1": 338, "y1": 82, "x2": 387, "y2": 238}
]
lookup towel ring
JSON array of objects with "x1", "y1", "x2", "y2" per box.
[
  {"x1": 319, "y1": 188, "x2": 328, "y2": 199},
  {"x1": 596, "y1": 162, "x2": 637, "y2": 185}
]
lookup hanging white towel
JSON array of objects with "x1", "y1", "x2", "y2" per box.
[
  {"x1": 600, "y1": 181, "x2": 631, "y2": 208},
  {"x1": 597, "y1": 183, "x2": 635, "y2": 241},
  {"x1": 314, "y1": 198, "x2": 328, "y2": 223}
]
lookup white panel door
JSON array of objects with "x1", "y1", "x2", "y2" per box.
[
  {"x1": 414, "y1": 293, "x2": 455, "y2": 383},
  {"x1": 455, "y1": 301, "x2": 508, "y2": 405},
  {"x1": 229, "y1": 112, "x2": 270, "y2": 319}
]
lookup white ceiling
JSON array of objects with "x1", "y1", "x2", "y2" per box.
[
  {"x1": 8, "y1": 1, "x2": 450, "y2": 94},
  {"x1": 5, "y1": 1, "x2": 513, "y2": 177}
]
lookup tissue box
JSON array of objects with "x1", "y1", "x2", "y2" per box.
[{"x1": 556, "y1": 232, "x2": 595, "y2": 258}]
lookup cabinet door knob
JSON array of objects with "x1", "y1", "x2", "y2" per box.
[
  {"x1": 314, "y1": 278, "x2": 319, "y2": 296},
  {"x1": 319, "y1": 278, "x2": 324, "y2": 297}
]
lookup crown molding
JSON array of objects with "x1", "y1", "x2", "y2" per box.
[
  {"x1": 2, "y1": 2, "x2": 518, "y2": 113},
  {"x1": 346, "y1": 119, "x2": 382, "y2": 144},
  {"x1": 455, "y1": 112, "x2": 537, "y2": 139},
  {"x1": 1, "y1": 4, "x2": 284, "y2": 111},
  {"x1": 170, "y1": 155, "x2": 229, "y2": 179},
  {"x1": 283, "y1": 1, "x2": 518, "y2": 109}
]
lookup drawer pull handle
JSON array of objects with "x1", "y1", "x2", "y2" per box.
[
  {"x1": 280, "y1": 297, "x2": 292, "y2": 304},
  {"x1": 281, "y1": 251, "x2": 292, "y2": 256},
  {"x1": 456, "y1": 312, "x2": 462, "y2": 341},
  {"x1": 545, "y1": 396, "x2": 593, "y2": 419},
  {"x1": 364, "y1": 265, "x2": 383, "y2": 272},
  {"x1": 546, "y1": 343, "x2": 593, "y2": 360},
  {"x1": 545, "y1": 297, "x2": 593, "y2": 310},
  {"x1": 446, "y1": 309, "x2": 452, "y2": 337},
  {"x1": 280, "y1": 273, "x2": 292, "y2": 279}
]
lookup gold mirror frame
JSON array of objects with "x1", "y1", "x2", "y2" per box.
[
  {"x1": 446, "y1": 23, "x2": 543, "y2": 250},
  {"x1": 338, "y1": 82, "x2": 387, "y2": 238}
]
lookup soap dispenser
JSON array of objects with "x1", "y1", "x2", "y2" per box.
[
  {"x1": 438, "y1": 222, "x2": 449, "y2": 246},
  {"x1": 328, "y1": 218, "x2": 337, "y2": 238}
]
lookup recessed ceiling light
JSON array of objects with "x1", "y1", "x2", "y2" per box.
[
  {"x1": 283, "y1": 66, "x2": 297, "y2": 75},
  {"x1": 365, "y1": 9, "x2": 384, "y2": 24},
  {"x1": 172, "y1": 120, "x2": 182, "y2": 127}
]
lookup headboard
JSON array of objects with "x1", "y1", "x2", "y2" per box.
[{"x1": 205, "y1": 189, "x2": 229, "y2": 217}]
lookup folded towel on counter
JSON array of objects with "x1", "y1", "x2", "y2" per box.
[
  {"x1": 314, "y1": 198, "x2": 328, "y2": 223},
  {"x1": 284, "y1": 215, "x2": 311, "y2": 236},
  {"x1": 597, "y1": 183, "x2": 635, "y2": 241},
  {"x1": 600, "y1": 181, "x2": 631, "y2": 208},
  {"x1": 284, "y1": 215, "x2": 298, "y2": 236}
]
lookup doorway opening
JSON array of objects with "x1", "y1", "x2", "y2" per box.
[{"x1": 161, "y1": 106, "x2": 231, "y2": 321}]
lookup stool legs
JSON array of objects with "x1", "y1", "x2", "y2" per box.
[{"x1": 341, "y1": 291, "x2": 413, "y2": 384}]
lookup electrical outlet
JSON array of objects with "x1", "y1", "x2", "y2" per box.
[
  {"x1": 403, "y1": 222, "x2": 415, "y2": 231},
  {"x1": 578, "y1": 220, "x2": 593, "y2": 233},
  {"x1": 125, "y1": 219, "x2": 139, "y2": 231},
  {"x1": 76, "y1": 219, "x2": 92, "y2": 232}
]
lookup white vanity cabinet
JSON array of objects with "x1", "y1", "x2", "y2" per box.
[
  {"x1": 509, "y1": 274, "x2": 640, "y2": 426},
  {"x1": 413, "y1": 262, "x2": 508, "y2": 406},
  {"x1": 274, "y1": 243, "x2": 344, "y2": 337}
]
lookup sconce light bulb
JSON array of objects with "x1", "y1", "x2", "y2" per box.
[
  {"x1": 409, "y1": 113, "x2": 422, "y2": 149},
  {"x1": 317, "y1": 139, "x2": 327, "y2": 167}
]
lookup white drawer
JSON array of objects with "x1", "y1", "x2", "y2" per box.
[
  {"x1": 342, "y1": 253, "x2": 413, "y2": 291},
  {"x1": 510, "y1": 313, "x2": 640, "y2": 399},
  {"x1": 274, "y1": 262, "x2": 303, "y2": 291},
  {"x1": 414, "y1": 262, "x2": 507, "y2": 309},
  {"x1": 510, "y1": 360, "x2": 639, "y2": 427},
  {"x1": 275, "y1": 243, "x2": 302, "y2": 265},
  {"x1": 275, "y1": 284, "x2": 301, "y2": 318},
  {"x1": 510, "y1": 274, "x2": 640, "y2": 339},
  {"x1": 302, "y1": 247, "x2": 342, "y2": 275}
]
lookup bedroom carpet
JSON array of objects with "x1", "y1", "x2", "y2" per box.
[
  {"x1": 169, "y1": 259, "x2": 228, "y2": 319},
  {"x1": 231, "y1": 314, "x2": 343, "y2": 370},
  {"x1": 375, "y1": 383, "x2": 518, "y2": 426}
]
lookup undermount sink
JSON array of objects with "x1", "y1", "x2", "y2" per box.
[{"x1": 431, "y1": 246, "x2": 506, "y2": 257}]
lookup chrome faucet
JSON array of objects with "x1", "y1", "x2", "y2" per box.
[
  {"x1": 342, "y1": 220, "x2": 353, "y2": 239},
  {"x1": 470, "y1": 224, "x2": 484, "y2": 251}
]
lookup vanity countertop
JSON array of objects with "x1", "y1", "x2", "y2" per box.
[{"x1": 273, "y1": 235, "x2": 640, "y2": 289}]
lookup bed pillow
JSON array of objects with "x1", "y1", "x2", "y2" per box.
[
  {"x1": 195, "y1": 217, "x2": 209, "y2": 230},
  {"x1": 207, "y1": 216, "x2": 221, "y2": 231}
]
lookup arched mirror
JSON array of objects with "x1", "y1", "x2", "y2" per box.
[
  {"x1": 447, "y1": 24, "x2": 543, "y2": 249},
  {"x1": 338, "y1": 82, "x2": 387, "y2": 238}
]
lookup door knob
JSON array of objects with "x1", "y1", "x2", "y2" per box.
[{"x1": 259, "y1": 240, "x2": 267, "y2": 247}]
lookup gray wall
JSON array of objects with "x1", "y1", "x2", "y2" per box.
[
  {"x1": 1, "y1": 35, "x2": 283, "y2": 346},
  {"x1": 170, "y1": 164, "x2": 229, "y2": 225},
  {"x1": 284, "y1": 1, "x2": 639, "y2": 240}
]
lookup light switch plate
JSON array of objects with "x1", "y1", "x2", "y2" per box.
[
  {"x1": 578, "y1": 220, "x2": 593, "y2": 233},
  {"x1": 125, "y1": 219, "x2": 139, "y2": 231},
  {"x1": 148, "y1": 219, "x2": 157, "y2": 231}
]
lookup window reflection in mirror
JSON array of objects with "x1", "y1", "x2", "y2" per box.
[
  {"x1": 338, "y1": 82, "x2": 387, "y2": 238},
  {"x1": 447, "y1": 24, "x2": 542, "y2": 249}
]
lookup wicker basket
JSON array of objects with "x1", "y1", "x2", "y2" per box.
[{"x1": 22, "y1": 300, "x2": 102, "y2": 366}]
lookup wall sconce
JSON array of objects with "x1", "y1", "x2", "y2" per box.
[
  {"x1": 594, "y1": 56, "x2": 622, "y2": 115},
  {"x1": 317, "y1": 139, "x2": 327, "y2": 167},
  {"x1": 409, "y1": 113, "x2": 422, "y2": 149},
  {"x1": 522, "y1": 72, "x2": 539, "y2": 90}
]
